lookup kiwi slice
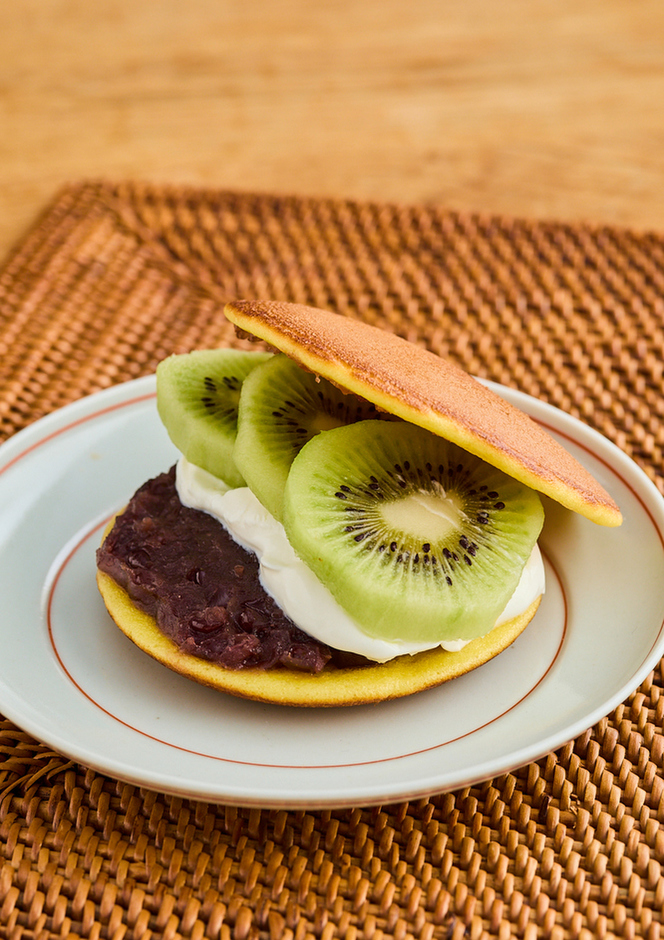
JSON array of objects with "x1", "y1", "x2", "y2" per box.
[
  {"x1": 234, "y1": 353, "x2": 387, "y2": 520},
  {"x1": 156, "y1": 349, "x2": 272, "y2": 487},
  {"x1": 282, "y1": 420, "x2": 544, "y2": 645}
]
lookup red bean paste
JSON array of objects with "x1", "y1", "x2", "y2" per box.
[{"x1": 96, "y1": 467, "x2": 337, "y2": 672}]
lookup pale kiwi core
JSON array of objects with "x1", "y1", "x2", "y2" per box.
[
  {"x1": 381, "y1": 484, "x2": 466, "y2": 541},
  {"x1": 311, "y1": 413, "x2": 346, "y2": 434}
]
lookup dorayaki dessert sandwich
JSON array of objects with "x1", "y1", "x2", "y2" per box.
[{"x1": 96, "y1": 300, "x2": 622, "y2": 706}]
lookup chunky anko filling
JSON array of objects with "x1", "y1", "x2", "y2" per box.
[{"x1": 96, "y1": 467, "x2": 337, "y2": 672}]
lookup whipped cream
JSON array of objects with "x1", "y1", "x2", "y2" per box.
[{"x1": 176, "y1": 458, "x2": 545, "y2": 662}]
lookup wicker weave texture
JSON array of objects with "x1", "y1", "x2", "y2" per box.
[{"x1": 1, "y1": 182, "x2": 664, "y2": 939}]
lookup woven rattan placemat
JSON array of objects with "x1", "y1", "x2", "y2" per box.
[{"x1": 1, "y1": 181, "x2": 664, "y2": 938}]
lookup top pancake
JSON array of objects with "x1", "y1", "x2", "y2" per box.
[{"x1": 224, "y1": 299, "x2": 622, "y2": 527}]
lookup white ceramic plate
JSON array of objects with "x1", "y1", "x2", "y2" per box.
[{"x1": 1, "y1": 376, "x2": 663, "y2": 809}]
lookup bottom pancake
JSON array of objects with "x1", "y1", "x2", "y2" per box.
[{"x1": 97, "y1": 569, "x2": 541, "y2": 707}]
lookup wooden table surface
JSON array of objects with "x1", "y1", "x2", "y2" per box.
[{"x1": 1, "y1": 0, "x2": 663, "y2": 261}]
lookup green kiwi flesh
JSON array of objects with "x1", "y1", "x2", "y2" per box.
[
  {"x1": 234, "y1": 353, "x2": 388, "y2": 520},
  {"x1": 282, "y1": 420, "x2": 544, "y2": 644},
  {"x1": 156, "y1": 349, "x2": 272, "y2": 488}
]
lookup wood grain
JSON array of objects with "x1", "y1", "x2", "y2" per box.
[{"x1": 1, "y1": 0, "x2": 663, "y2": 259}]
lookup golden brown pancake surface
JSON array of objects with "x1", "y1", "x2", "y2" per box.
[{"x1": 225, "y1": 299, "x2": 622, "y2": 527}]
